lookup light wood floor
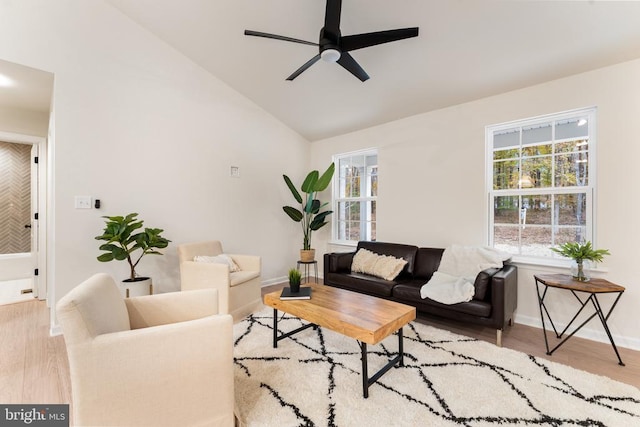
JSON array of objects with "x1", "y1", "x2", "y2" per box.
[{"x1": 1, "y1": 286, "x2": 638, "y2": 415}]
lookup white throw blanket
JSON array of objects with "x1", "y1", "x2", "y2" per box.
[{"x1": 420, "y1": 245, "x2": 511, "y2": 304}]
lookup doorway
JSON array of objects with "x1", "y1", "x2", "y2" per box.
[
  {"x1": 0, "y1": 136, "x2": 43, "y2": 305},
  {"x1": 0, "y1": 58, "x2": 53, "y2": 306}
]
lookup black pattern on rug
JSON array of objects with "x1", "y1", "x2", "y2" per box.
[{"x1": 234, "y1": 309, "x2": 640, "y2": 427}]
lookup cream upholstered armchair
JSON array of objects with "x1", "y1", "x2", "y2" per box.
[
  {"x1": 178, "y1": 240, "x2": 262, "y2": 322},
  {"x1": 57, "y1": 273, "x2": 235, "y2": 427}
]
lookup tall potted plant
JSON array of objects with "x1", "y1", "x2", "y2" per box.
[
  {"x1": 551, "y1": 241, "x2": 610, "y2": 282},
  {"x1": 95, "y1": 213, "x2": 171, "y2": 288},
  {"x1": 283, "y1": 163, "x2": 335, "y2": 261}
]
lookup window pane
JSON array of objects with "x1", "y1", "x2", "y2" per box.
[
  {"x1": 349, "y1": 176, "x2": 360, "y2": 197},
  {"x1": 521, "y1": 226, "x2": 552, "y2": 257},
  {"x1": 555, "y1": 226, "x2": 587, "y2": 245},
  {"x1": 555, "y1": 193, "x2": 587, "y2": 226},
  {"x1": 493, "y1": 129, "x2": 519, "y2": 149},
  {"x1": 494, "y1": 148, "x2": 519, "y2": 160},
  {"x1": 522, "y1": 123, "x2": 551, "y2": 145},
  {"x1": 521, "y1": 157, "x2": 552, "y2": 188},
  {"x1": 521, "y1": 194, "x2": 550, "y2": 225},
  {"x1": 494, "y1": 196, "x2": 519, "y2": 224},
  {"x1": 338, "y1": 178, "x2": 347, "y2": 198},
  {"x1": 555, "y1": 152, "x2": 588, "y2": 187},
  {"x1": 493, "y1": 160, "x2": 519, "y2": 190},
  {"x1": 367, "y1": 166, "x2": 378, "y2": 197},
  {"x1": 556, "y1": 139, "x2": 588, "y2": 153},
  {"x1": 494, "y1": 225, "x2": 519, "y2": 252},
  {"x1": 522, "y1": 144, "x2": 551, "y2": 157},
  {"x1": 556, "y1": 119, "x2": 588, "y2": 140},
  {"x1": 349, "y1": 221, "x2": 360, "y2": 241}
]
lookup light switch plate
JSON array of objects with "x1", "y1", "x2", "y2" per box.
[
  {"x1": 230, "y1": 166, "x2": 240, "y2": 178},
  {"x1": 75, "y1": 196, "x2": 92, "y2": 209}
]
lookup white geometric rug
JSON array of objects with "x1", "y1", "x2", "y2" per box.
[{"x1": 233, "y1": 307, "x2": 640, "y2": 426}]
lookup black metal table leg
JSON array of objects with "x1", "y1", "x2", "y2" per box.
[
  {"x1": 592, "y1": 294, "x2": 625, "y2": 366},
  {"x1": 272, "y1": 308, "x2": 316, "y2": 348},
  {"x1": 359, "y1": 327, "x2": 405, "y2": 398},
  {"x1": 273, "y1": 308, "x2": 278, "y2": 348},
  {"x1": 360, "y1": 342, "x2": 369, "y2": 398}
]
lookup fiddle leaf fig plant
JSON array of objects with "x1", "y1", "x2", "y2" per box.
[
  {"x1": 283, "y1": 163, "x2": 335, "y2": 250},
  {"x1": 95, "y1": 213, "x2": 171, "y2": 280}
]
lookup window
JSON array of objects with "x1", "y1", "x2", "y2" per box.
[
  {"x1": 486, "y1": 108, "x2": 595, "y2": 259},
  {"x1": 333, "y1": 149, "x2": 378, "y2": 243}
]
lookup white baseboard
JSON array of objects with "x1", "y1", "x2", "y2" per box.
[
  {"x1": 515, "y1": 313, "x2": 640, "y2": 352},
  {"x1": 50, "y1": 324, "x2": 62, "y2": 337}
]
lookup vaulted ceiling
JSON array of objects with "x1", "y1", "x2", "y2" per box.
[{"x1": 3, "y1": 1, "x2": 640, "y2": 142}]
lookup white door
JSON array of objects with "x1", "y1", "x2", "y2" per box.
[{"x1": 0, "y1": 134, "x2": 45, "y2": 304}]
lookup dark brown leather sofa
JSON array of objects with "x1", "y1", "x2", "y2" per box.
[{"x1": 323, "y1": 241, "x2": 518, "y2": 346}]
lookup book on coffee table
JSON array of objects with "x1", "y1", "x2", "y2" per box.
[{"x1": 280, "y1": 287, "x2": 312, "y2": 300}]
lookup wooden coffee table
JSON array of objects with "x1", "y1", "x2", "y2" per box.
[{"x1": 263, "y1": 283, "x2": 416, "y2": 398}]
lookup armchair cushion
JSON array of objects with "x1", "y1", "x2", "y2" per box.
[
  {"x1": 125, "y1": 288, "x2": 219, "y2": 329},
  {"x1": 194, "y1": 254, "x2": 241, "y2": 272}
]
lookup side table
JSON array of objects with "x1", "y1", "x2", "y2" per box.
[
  {"x1": 533, "y1": 273, "x2": 625, "y2": 366},
  {"x1": 296, "y1": 260, "x2": 318, "y2": 284}
]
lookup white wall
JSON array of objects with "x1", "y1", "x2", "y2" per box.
[
  {"x1": 0, "y1": 1, "x2": 310, "y2": 329},
  {"x1": 312, "y1": 58, "x2": 640, "y2": 350}
]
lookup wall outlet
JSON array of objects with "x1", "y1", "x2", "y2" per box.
[{"x1": 74, "y1": 196, "x2": 92, "y2": 209}]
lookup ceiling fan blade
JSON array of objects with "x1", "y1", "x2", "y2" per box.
[
  {"x1": 244, "y1": 30, "x2": 318, "y2": 46},
  {"x1": 323, "y1": 0, "x2": 342, "y2": 39},
  {"x1": 336, "y1": 53, "x2": 369, "y2": 82},
  {"x1": 340, "y1": 27, "x2": 419, "y2": 52},
  {"x1": 286, "y1": 54, "x2": 322, "y2": 81}
]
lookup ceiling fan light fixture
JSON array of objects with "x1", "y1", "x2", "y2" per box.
[{"x1": 321, "y1": 48, "x2": 341, "y2": 63}]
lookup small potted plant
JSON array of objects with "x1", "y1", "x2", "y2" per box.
[
  {"x1": 95, "y1": 213, "x2": 171, "y2": 288},
  {"x1": 551, "y1": 241, "x2": 610, "y2": 282},
  {"x1": 288, "y1": 268, "x2": 302, "y2": 293},
  {"x1": 283, "y1": 163, "x2": 335, "y2": 262}
]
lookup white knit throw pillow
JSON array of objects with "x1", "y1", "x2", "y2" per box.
[{"x1": 351, "y1": 248, "x2": 407, "y2": 281}]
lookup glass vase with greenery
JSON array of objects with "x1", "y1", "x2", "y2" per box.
[{"x1": 551, "y1": 241, "x2": 610, "y2": 282}]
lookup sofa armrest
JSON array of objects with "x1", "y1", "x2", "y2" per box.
[
  {"x1": 125, "y1": 289, "x2": 219, "y2": 329},
  {"x1": 324, "y1": 252, "x2": 356, "y2": 275},
  {"x1": 489, "y1": 264, "x2": 518, "y2": 329}
]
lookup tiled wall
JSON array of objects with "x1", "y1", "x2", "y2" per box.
[{"x1": 0, "y1": 141, "x2": 31, "y2": 254}]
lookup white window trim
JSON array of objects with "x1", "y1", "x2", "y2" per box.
[
  {"x1": 331, "y1": 148, "x2": 378, "y2": 245},
  {"x1": 485, "y1": 107, "x2": 597, "y2": 267}
]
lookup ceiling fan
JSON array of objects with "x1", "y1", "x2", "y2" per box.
[{"x1": 244, "y1": 0, "x2": 419, "y2": 82}]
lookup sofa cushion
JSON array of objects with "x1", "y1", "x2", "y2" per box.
[
  {"x1": 392, "y1": 282, "x2": 491, "y2": 318},
  {"x1": 413, "y1": 248, "x2": 445, "y2": 280},
  {"x1": 473, "y1": 268, "x2": 499, "y2": 300},
  {"x1": 351, "y1": 248, "x2": 407, "y2": 281},
  {"x1": 324, "y1": 272, "x2": 399, "y2": 298},
  {"x1": 357, "y1": 241, "x2": 418, "y2": 276}
]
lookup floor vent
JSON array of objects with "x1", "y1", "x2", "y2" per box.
[{"x1": 21, "y1": 288, "x2": 33, "y2": 294}]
